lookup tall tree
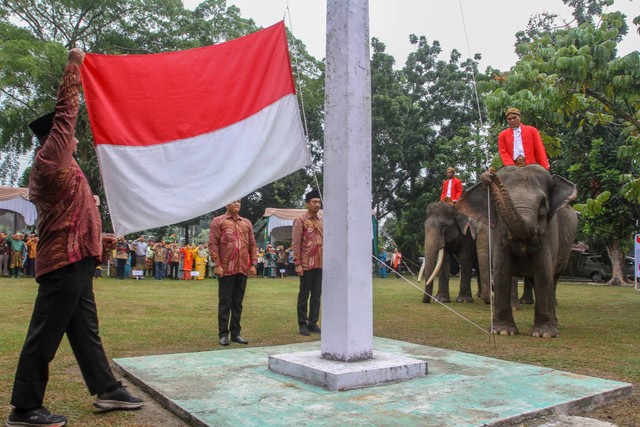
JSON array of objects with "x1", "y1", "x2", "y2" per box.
[{"x1": 371, "y1": 35, "x2": 488, "y2": 261}]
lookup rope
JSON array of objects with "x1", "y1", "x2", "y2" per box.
[
  {"x1": 458, "y1": 0, "x2": 485, "y2": 131},
  {"x1": 487, "y1": 187, "x2": 496, "y2": 345},
  {"x1": 401, "y1": 258, "x2": 418, "y2": 280},
  {"x1": 284, "y1": 3, "x2": 323, "y2": 202},
  {"x1": 372, "y1": 254, "x2": 491, "y2": 336},
  {"x1": 460, "y1": 0, "x2": 495, "y2": 346}
]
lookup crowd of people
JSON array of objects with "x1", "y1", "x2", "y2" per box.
[
  {"x1": 257, "y1": 244, "x2": 296, "y2": 278},
  {"x1": 95, "y1": 236, "x2": 302, "y2": 282},
  {"x1": 0, "y1": 231, "x2": 38, "y2": 278},
  {"x1": 108, "y1": 236, "x2": 211, "y2": 281}
]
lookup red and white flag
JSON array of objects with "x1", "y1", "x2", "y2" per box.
[{"x1": 81, "y1": 22, "x2": 309, "y2": 235}]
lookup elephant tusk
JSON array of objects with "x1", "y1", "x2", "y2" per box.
[
  {"x1": 425, "y1": 248, "x2": 444, "y2": 287},
  {"x1": 417, "y1": 258, "x2": 426, "y2": 283}
]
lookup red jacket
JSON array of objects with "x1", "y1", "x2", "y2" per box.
[
  {"x1": 498, "y1": 124, "x2": 549, "y2": 170},
  {"x1": 440, "y1": 177, "x2": 463, "y2": 202}
]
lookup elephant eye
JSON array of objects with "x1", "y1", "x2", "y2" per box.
[{"x1": 539, "y1": 200, "x2": 548, "y2": 218}]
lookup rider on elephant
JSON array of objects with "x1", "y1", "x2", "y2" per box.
[
  {"x1": 498, "y1": 108, "x2": 549, "y2": 170},
  {"x1": 440, "y1": 167, "x2": 463, "y2": 204}
]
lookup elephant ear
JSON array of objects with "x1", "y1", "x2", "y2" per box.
[
  {"x1": 456, "y1": 182, "x2": 496, "y2": 229},
  {"x1": 455, "y1": 213, "x2": 473, "y2": 238},
  {"x1": 455, "y1": 215, "x2": 479, "y2": 239},
  {"x1": 549, "y1": 175, "x2": 578, "y2": 217}
]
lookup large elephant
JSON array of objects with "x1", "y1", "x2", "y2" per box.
[
  {"x1": 420, "y1": 202, "x2": 483, "y2": 303},
  {"x1": 456, "y1": 165, "x2": 578, "y2": 337}
]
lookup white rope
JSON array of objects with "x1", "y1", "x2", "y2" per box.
[
  {"x1": 458, "y1": 0, "x2": 485, "y2": 131},
  {"x1": 285, "y1": 6, "x2": 311, "y2": 142},
  {"x1": 460, "y1": 0, "x2": 495, "y2": 345},
  {"x1": 372, "y1": 254, "x2": 491, "y2": 336},
  {"x1": 284, "y1": 4, "x2": 323, "y2": 202},
  {"x1": 487, "y1": 187, "x2": 495, "y2": 340},
  {"x1": 401, "y1": 258, "x2": 418, "y2": 280}
]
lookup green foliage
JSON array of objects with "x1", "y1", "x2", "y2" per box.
[{"x1": 371, "y1": 36, "x2": 491, "y2": 260}]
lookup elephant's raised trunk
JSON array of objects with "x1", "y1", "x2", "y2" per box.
[{"x1": 480, "y1": 171, "x2": 531, "y2": 239}]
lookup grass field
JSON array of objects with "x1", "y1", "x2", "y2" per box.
[{"x1": 1, "y1": 275, "x2": 638, "y2": 426}]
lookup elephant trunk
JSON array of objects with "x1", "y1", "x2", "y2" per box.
[{"x1": 480, "y1": 171, "x2": 531, "y2": 239}]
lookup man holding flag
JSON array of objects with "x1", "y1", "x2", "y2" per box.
[{"x1": 7, "y1": 48, "x2": 143, "y2": 427}]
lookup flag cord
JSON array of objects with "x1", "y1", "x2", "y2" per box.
[
  {"x1": 284, "y1": 4, "x2": 323, "y2": 202},
  {"x1": 458, "y1": 0, "x2": 485, "y2": 131},
  {"x1": 285, "y1": 5, "x2": 311, "y2": 142},
  {"x1": 459, "y1": 0, "x2": 494, "y2": 346}
]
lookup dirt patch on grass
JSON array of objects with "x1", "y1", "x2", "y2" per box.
[{"x1": 581, "y1": 385, "x2": 639, "y2": 427}]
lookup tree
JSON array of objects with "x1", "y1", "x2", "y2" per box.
[
  {"x1": 481, "y1": 0, "x2": 640, "y2": 285},
  {"x1": 370, "y1": 35, "x2": 490, "y2": 261}
]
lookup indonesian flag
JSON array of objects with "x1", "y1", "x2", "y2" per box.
[{"x1": 81, "y1": 22, "x2": 309, "y2": 235}]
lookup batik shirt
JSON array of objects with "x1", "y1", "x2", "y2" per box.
[
  {"x1": 292, "y1": 211, "x2": 323, "y2": 270},
  {"x1": 208, "y1": 213, "x2": 257, "y2": 277},
  {"x1": 29, "y1": 64, "x2": 102, "y2": 278}
]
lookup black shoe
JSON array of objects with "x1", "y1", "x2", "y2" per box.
[
  {"x1": 93, "y1": 382, "x2": 144, "y2": 411},
  {"x1": 299, "y1": 324, "x2": 310, "y2": 336},
  {"x1": 231, "y1": 335, "x2": 249, "y2": 344},
  {"x1": 308, "y1": 324, "x2": 321, "y2": 334},
  {"x1": 219, "y1": 336, "x2": 229, "y2": 346},
  {"x1": 6, "y1": 407, "x2": 67, "y2": 426}
]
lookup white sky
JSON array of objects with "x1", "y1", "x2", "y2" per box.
[{"x1": 184, "y1": 0, "x2": 639, "y2": 71}]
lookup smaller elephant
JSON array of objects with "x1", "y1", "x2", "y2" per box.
[{"x1": 420, "y1": 202, "x2": 481, "y2": 303}]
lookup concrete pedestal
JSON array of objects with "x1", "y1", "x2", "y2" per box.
[{"x1": 268, "y1": 350, "x2": 427, "y2": 391}]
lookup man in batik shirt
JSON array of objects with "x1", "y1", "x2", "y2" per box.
[
  {"x1": 292, "y1": 190, "x2": 323, "y2": 336},
  {"x1": 209, "y1": 200, "x2": 257, "y2": 346},
  {"x1": 7, "y1": 48, "x2": 142, "y2": 427}
]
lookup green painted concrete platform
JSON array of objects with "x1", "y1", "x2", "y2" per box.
[{"x1": 113, "y1": 337, "x2": 632, "y2": 426}]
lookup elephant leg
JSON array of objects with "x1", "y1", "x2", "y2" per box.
[
  {"x1": 492, "y1": 246, "x2": 518, "y2": 335},
  {"x1": 475, "y1": 228, "x2": 492, "y2": 304},
  {"x1": 530, "y1": 250, "x2": 558, "y2": 337},
  {"x1": 435, "y1": 254, "x2": 451, "y2": 302},
  {"x1": 511, "y1": 278, "x2": 522, "y2": 310},
  {"x1": 456, "y1": 252, "x2": 474, "y2": 303},
  {"x1": 520, "y1": 277, "x2": 535, "y2": 304}
]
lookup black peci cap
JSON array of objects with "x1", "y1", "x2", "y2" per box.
[
  {"x1": 28, "y1": 112, "x2": 55, "y2": 140},
  {"x1": 305, "y1": 189, "x2": 321, "y2": 202}
]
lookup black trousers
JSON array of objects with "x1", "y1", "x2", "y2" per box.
[
  {"x1": 116, "y1": 258, "x2": 126, "y2": 278},
  {"x1": 217, "y1": 274, "x2": 247, "y2": 338},
  {"x1": 297, "y1": 268, "x2": 322, "y2": 326},
  {"x1": 11, "y1": 257, "x2": 118, "y2": 409},
  {"x1": 26, "y1": 257, "x2": 36, "y2": 277},
  {"x1": 169, "y1": 261, "x2": 179, "y2": 279}
]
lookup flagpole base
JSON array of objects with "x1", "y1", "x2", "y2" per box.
[{"x1": 268, "y1": 350, "x2": 427, "y2": 391}]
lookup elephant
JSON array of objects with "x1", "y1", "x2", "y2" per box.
[
  {"x1": 420, "y1": 201, "x2": 483, "y2": 303},
  {"x1": 456, "y1": 164, "x2": 578, "y2": 337}
]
